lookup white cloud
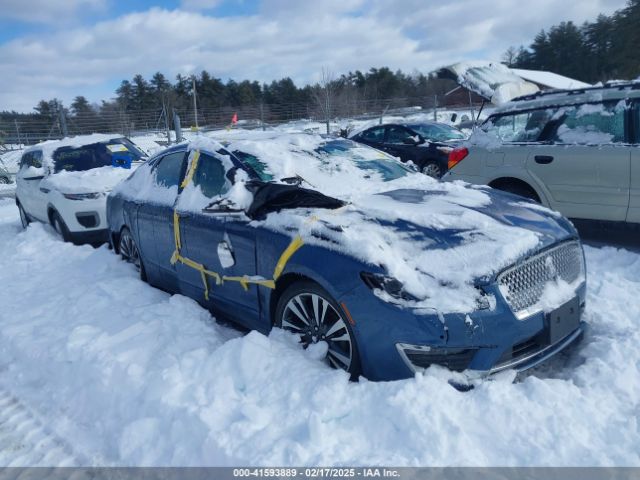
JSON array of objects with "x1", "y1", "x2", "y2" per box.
[
  {"x1": 180, "y1": 0, "x2": 222, "y2": 11},
  {"x1": 1, "y1": 0, "x2": 105, "y2": 23},
  {"x1": 0, "y1": 0, "x2": 628, "y2": 112}
]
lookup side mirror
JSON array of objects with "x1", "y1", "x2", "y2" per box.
[{"x1": 402, "y1": 137, "x2": 419, "y2": 145}]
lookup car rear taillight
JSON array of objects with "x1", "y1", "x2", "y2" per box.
[{"x1": 448, "y1": 147, "x2": 469, "y2": 170}]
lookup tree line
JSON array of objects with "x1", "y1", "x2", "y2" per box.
[{"x1": 503, "y1": 0, "x2": 640, "y2": 83}]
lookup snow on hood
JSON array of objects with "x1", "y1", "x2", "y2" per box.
[
  {"x1": 258, "y1": 185, "x2": 570, "y2": 313},
  {"x1": 436, "y1": 61, "x2": 539, "y2": 105},
  {"x1": 44, "y1": 166, "x2": 134, "y2": 194}
]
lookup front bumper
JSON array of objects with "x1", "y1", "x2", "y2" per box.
[{"x1": 339, "y1": 279, "x2": 587, "y2": 382}]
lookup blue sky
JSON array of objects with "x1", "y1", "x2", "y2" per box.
[{"x1": 0, "y1": 0, "x2": 628, "y2": 112}]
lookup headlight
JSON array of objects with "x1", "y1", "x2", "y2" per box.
[
  {"x1": 360, "y1": 272, "x2": 418, "y2": 301},
  {"x1": 63, "y1": 192, "x2": 102, "y2": 200}
]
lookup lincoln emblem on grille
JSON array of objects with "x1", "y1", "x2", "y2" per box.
[{"x1": 544, "y1": 256, "x2": 558, "y2": 281}]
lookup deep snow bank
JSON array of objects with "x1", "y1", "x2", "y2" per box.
[{"x1": 0, "y1": 198, "x2": 638, "y2": 466}]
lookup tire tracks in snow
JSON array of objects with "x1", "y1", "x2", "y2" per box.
[{"x1": 0, "y1": 388, "x2": 82, "y2": 466}]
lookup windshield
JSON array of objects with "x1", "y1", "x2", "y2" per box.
[
  {"x1": 53, "y1": 138, "x2": 145, "y2": 173},
  {"x1": 409, "y1": 124, "x2": 466, "y2": 142},
  {"x1": 314, "y1": 139, "x2": 412, "y2": 181},
  {"x1": 235, "y1": 138, "x2": 412, "y2": 183}
]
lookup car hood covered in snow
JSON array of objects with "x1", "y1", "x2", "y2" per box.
[{"x1": 257, "y1": 183, "x2": 575, "y2": 314}]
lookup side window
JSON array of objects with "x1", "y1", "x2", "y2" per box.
[
  {"x1": 19, "y1": 152, "x2": 32, "y2": 169},
  {"x1": 360, "y1": 127, "x2": 385, "y2": 142},
  {"x1": 551, "y1": 102, "x2": 626, "y2": 144},
  {"x1": 386, "y1": 126, "x2": 413, "y2": 144},
  {"x1": 31, "y1": 151, "x2": 43, "y2": 168},
  {"x1": 154, "y1": 151, "x2": 185, "y2": 188},
  {"x1": 486, "y1": 109, "x2": 555, "y2": 142},
  {"x1": 193, "y1": 153, "x2": 229, "y2": 198},
  {"x1": 20, "y1": 151, "x2": 43, "y2": 169}
]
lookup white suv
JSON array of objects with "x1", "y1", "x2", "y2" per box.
[{"x1": 16, "y1": 135, "x2": 146, "y2": 244}]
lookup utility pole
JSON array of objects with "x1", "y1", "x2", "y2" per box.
[
  {"x1": 192, "y1": 76, "x2": 199, "y2": 129},
  {"x1": 58, "y1": 102, "x2": 68, "y2": 137}
]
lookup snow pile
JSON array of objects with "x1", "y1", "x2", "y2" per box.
[{"x1": 0, "y1": 199, "x2": 639, "y2": 466}]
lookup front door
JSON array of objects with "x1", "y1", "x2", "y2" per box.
[
  {"x1": 175, "y1": 150, "x2": 260, "y2": 327},
  {"x1": 382, "y1": 125, "x2": 416, "y2": 162}
]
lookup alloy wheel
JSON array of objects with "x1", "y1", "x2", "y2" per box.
[
  {"x1": 119, "y1": 230, "x2": 141, "y2": 272},
  {"x1": 281, "y1": 292, "x2": 354, "y2": 371},
  {"x1": 422, "y1": 163, "x2": 441, "y2": 178}
]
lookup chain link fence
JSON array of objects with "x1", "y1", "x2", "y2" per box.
[{"x1": 0, "y1": 93, "x2": 482, "y2": 152}]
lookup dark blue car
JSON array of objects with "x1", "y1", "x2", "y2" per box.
[{"x1": 106, "y1": 133, "x2": 586, "y2": 382}]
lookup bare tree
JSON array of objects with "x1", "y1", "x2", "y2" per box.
[
  {"x1": 502, "y1": 46, "x2": 518, "y2": 67},
  {"x1": 311, "y1": 68, "x2": 336, "y2": 134}
]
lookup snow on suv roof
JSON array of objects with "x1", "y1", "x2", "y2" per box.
[
  {"x1": 493, "y1": 81, "x2": 640, "y2": 114},
  {"x1": 23, "y1": 134, "x2": 126, "y2": 169}
]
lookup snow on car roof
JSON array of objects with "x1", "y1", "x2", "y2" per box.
[
  {"x1": 436, "y1": 61, "x2": 540, "y2": 105},
  {"x1": 23, "y1": 134, "x2": 126, "y2": 169}
]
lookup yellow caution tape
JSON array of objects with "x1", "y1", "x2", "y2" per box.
[
  {"x1": 273, "y1": 235, "x2": 304, "y2": 281},
  {"x1": 180, "y1": 150, "x2": 201, "y2": 189},
  {"x1": 168, "y1": 147, "x2": 307, "y2": 299}
]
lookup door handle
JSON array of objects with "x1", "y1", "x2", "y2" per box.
[{"x1": 534, "y1": 155, "x2": 554, "y2": 164}]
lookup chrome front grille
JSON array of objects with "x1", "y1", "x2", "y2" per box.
[{"x1": 497, "y1": 241, "x2": 584, "y2": 319}]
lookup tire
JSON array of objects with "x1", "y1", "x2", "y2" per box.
[
  {"x1": 494, "y1": 182, "x2": 540, "y2": 203},
  {"x1": 275, "y1": 280, "x2": 361, "y2": 378},
  {"x1": 51, "y1": 211, "x2": 71, "y2": 242},
  {"x1": 421, "y1": 161, "x2": 442, "y2": 179},
  {"x1": 18, "y1": 202, "x2": 29, "y2": 229},
  {"x1": 118, "y1": 227, "x2": 147, "y2": 281}
]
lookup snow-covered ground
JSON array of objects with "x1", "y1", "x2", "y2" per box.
[{"x1": 0, "y1": 197, "x2": 639, "y2": 466}]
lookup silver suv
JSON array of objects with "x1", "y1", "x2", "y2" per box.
[{"x1": 443, "y1": 82, "x2": 640, "y2": 226}]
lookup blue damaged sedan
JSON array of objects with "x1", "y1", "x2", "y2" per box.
[{"x1": 106, "y1": 133, "x2": 587, "y2": 382}]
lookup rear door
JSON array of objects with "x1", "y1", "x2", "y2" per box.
[
  {"x1": 525, "y1": 102, "x2": 631, "y2": 221},
  {"x1": 627, "y1": 99, "x2": 640, "y2": 223},
  {"x1": 136, "y1": 150, "x2": 187, "y2": 290}
]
